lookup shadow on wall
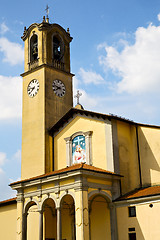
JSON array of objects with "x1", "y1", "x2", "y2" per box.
[
  {"x1": 138, "y1": 127, "x2": 160, "y2": 187},
  {"x1": 117, "y1": 206, "x2": 145, "y2": 240}
]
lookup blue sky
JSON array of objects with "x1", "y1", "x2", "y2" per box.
[{"x1": 1, "y1": 0, "x2": 160, "y2": 200}]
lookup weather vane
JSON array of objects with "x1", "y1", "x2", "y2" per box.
[
  {"x1": 45, "y1": 4, "x2": 49, "y2": 19},
  {"x1": 74, "y1": 90, "x2": 82, "y2": 105}
]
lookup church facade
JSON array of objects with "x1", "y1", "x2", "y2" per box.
[{"x1": 1, "y1": 16, "x2": 160, "y2": 240}]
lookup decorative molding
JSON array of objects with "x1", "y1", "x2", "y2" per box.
[{"x1": 88, "y1": 190, "x2": 112, "y2": 203}]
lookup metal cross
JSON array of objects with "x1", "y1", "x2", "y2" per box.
[
  {"x1": 74, "y1": 90, "x2": 82, "y2": 105},
  {"x1": 45, "y1": 5, "x2": 49, "y2": 18}
]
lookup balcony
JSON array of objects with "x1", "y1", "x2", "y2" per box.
[
  {"x1": 28, "y1": 59, "x2": 39, "y2": 70},
  {"x1": 52, "y1": 59, "x2": 65, "y2": 71}
]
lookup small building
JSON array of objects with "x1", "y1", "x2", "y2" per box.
[{"x1": 1, "y1": 15, "x2": 160, "y2": 240}]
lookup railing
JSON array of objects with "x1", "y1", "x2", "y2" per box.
[
  {"x1": 52, "y1": 59, "x2": 65, "y2": 71},
  {"x1": 28, "y1": 59, "x2": 39, "y2": 70}
]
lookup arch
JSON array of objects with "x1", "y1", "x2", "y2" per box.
[
  {"x1": 59, "y1": 191, "x2": 75, "y2": 208},
  {"x1": 24, "y1": 198, "x2": 40, "y2": 213},
  {"x1": 41, "y1": 195, "x2": 58, "y2": 210},
  {"x1": 60, "y1": 193, "x2": 76, "y2": 240},
  {"x1": 43, "y1": 197, "x2": 57, "y2": 239},
  {"x1": 30, "y1": 33, "x2": 38, "y2": 62},
  {"x1": 89, "y1": 192, "x2": 112, "y2": 240},
  {"x1": 52, "y1": 33, "x2": 64, "y2": 61},
  {"x1": 65, "y1": 131, "x2": 93, "y2": 166},
  {"x1": 88, "y1": 190, "x2": 112, "y2": 203}
]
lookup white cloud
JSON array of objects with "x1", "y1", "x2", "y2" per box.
[
  {"x1": 12, "y1": 149, "x2": 21, "y2": 162},
  {"x1": 0, "y1": 150, "x2": 20, "y2": 201},
  {"x1": 0, "y1": 22, "x2": 9, "y2": 35},
  {"x1": 0, "y1": 152, "x2": 7, "y2": 166},
  {"x1": 0, "y1": 75, "x2": 22, "y2": 120},
  {"x1": 0, "y1": 37, "x2": 24, "y2": 65},
  {"x1": 158, "y1": 13, "x2": 160, "y2": 22},
  {"x1": 73, "y1": 76, "x2": 99, "y2": 110},
  {"x1": 99, "y1": 23, "x2": 160, "y2": 94},
  {"x1": 0, "y1": 152, "x2": 7, "y2": 176},
  {"x1": 79, "y1": 68, "x2": 104, "y2": 85}
]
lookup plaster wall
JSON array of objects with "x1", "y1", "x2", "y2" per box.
[
  {"x1": 21, "y1": 68, "x2": 45, "y2": 180},
  {"x1": 90, "y1": 196, "x2": 111, "y2": 240},
  {"x1": 117, "y1": 121, "x2": 140, "y2": 194},
  {"x1": 54, "y1": 116, "x2": 108, "y2": 171},
  {"x1": 0, "y1": 203, "x2": 17, "y2": 240},
  {"x1": 117, "y1": 201, "x2": 160, "y2": 240},
  {"x1": 27, "y1": 205, "x2": 39, "y2": 240},
  {"x1": 138, "y1": 126, "x2": 160, "y2": 186}
]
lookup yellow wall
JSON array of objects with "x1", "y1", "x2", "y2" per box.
[
  {"x1": 90, "y1": 196, "x2": 111, "y2": 240},
  {"x1": 138, "y1": 126, "x2": 160, "y2": 186},
  {"x1": 21, "y1": 68, "x2": 45, "y2": 179},
  {"x1": 117, "y1": 201, "x2": 160, "y2": 240},
  {"x1": 54, "y1": 116, "x2": 107, "y2": 171},
  {"x1": 117, "y1": 121, "x2": 140, "y2": 194},
  {"x1": 0, "y1": 203, "x2": 17, "y2": 240},
  {"x1": 27, "y1": 205, "x2": 39, "y2": 240}
]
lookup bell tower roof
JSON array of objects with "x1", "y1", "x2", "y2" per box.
[
  {"x1": 21, "y1": 20, "x2": 73, "y2": 42},
  {"x1": 22, "y1": 17, "x2": 73, "y2": 74}
]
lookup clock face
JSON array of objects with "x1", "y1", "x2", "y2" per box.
[
  {"x1": 52, "y1": 79, "x2": 66, "y2": 97},
  {"x1": 27, "y1": 79, "x2": 40, "y2": 97}
]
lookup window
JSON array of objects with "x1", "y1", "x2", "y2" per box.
[
  {"x1": 53, "y1": 36, "x2": 62, "y2": 61},
  {"x1": 72, "y1": 135, "x2": 86, "y2": 164},
  {"x1": 64, "y1": 131, "x2": 92, "y2": 166},
  {"x1": 30, "y1": 34, "x2": 38, "y2": 62},
  {"x1": 128, "y1": 206, "x2": 136, "y2": 217},
  {"x1": 129, "y1": 233, "x2": 136, "y2": 240}
]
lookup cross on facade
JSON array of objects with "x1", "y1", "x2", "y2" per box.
[
  {"x1": 45, "y1": 5, "x2": 49, "y2": 18},
  {"x1": 74, "y1": 90, "x2": 82, "y2": 105}
]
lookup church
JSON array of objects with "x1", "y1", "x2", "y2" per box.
[{"x1": 0, "y1": 15, "x2": 160, "y2": 240}]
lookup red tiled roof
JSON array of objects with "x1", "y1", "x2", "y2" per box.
[
  {"x1": 116, "y1": 186, "x2": 160, "y2": 201},
  {"x1": 0, "y1": 197, "x2": 17, "y2": 206},
  {"x1": 10, "y1": 163, "x2": 122, "y2": 186}
]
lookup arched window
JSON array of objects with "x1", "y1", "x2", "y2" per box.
[
  {"x1": 53, "y1": 35, "x2": 64, "y2": 61},
  {"x1": 65, "y1": 131, "x2": 92, "y2": 166},
  {"x1": 30, "y1": 34, "x2": 38, "y2": 62},
  {"x1": 72, "y1": 135, "x2": 86, "y2": 164},
  {"x1": 53, "y1": 36, "x2": 61, "y2": 60}
]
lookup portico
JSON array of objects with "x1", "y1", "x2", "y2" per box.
[{"x1": 10, "y1": 163, "x2": 121, "y2": 240}]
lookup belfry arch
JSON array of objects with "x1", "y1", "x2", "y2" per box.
[{"x1": 30, "y1": 34, "x2": 38, "y2": 62}]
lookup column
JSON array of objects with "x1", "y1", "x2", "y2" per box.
[
  {"x1": 84, "y1": 131, "x2": 92, "y2": 165},
  {"x1": 22, "y1": 213, "x2": 27, "y2": 240},
  {"x1": 39, "y1": 210, "x2": 43, "y2": 240},
  {"x1": 75, "y1": 190, "x2": 89, "y2": 240},
  {"x1": 109, "y1": 203, "x2": 118, "y2": 240},
  {"x1": 56, "y1": 207, "x2": 61, "y2": 240},
  {"x1": 64, "y1": 137, "x2": 72, "y2": 166},
  {"x1": 16, "y1": 200, "x2": 24, "y2": 240}
]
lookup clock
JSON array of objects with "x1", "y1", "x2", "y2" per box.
[
  {"x1": 27, "y1": 79, "x2": 40, "y2": 97},
  {"x1": 52, "y1": 79, "x2": 66, "y2": 97}
]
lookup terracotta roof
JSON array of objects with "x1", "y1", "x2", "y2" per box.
[
  {"x1": 0, "y1": 197, "x2": 17, "y2": 206},
  {"x1": 10, "y1": 163, "x2": 122, "y2": 186},
  {"x1": 116, "y1": 186, "x2": 160, "y2": 201}
]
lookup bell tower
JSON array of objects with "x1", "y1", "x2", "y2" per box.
[{"x1": 21, "y1": 16, "x2": 73, "y2": 179}]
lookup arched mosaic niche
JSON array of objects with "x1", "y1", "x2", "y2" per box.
[
  {"x1": 65, "y1": 131, "x2": 93, "y2": 166},
  {"x1": 72, "y1": 135, "x2": 86, "y2": 164}
]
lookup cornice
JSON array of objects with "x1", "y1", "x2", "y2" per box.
[{"x1": 21, "y1": 63, "x2": 74, "y2": 78}]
